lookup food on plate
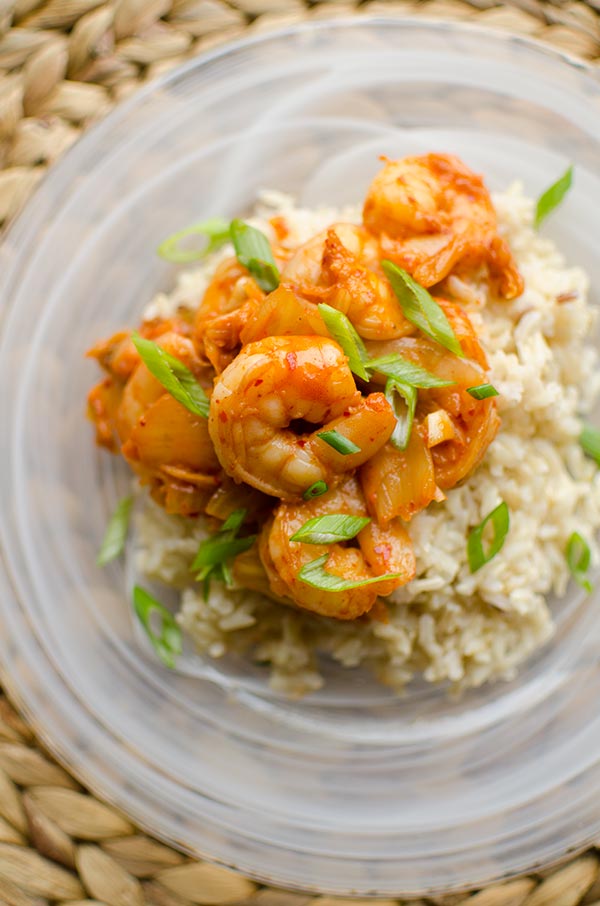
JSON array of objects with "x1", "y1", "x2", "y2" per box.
[{"x1": 88, "y1": 155, "x2": 600, "y2": 696}]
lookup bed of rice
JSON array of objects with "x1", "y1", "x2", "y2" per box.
[{"x1": 136, "y1": 185, "x2": 600, "y2": 697}]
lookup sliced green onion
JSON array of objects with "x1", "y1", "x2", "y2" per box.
[
  {"x1": 290, "y1": 514, "x2": 371, "y2": 545},
  {"x1": 303, "y1": 480, "x2": 329, "y2": 501},
  {"x1": 467, "y1": 383, "x2": 499, "y2": 400},
  {"x1": 385, "y1": 378, "x2": 417, "y2": 451},
  {"x1": 133, "y1": 585, "x2": 182, "y2": 669},
  {"x1": 534, "y1": 165, "x2": 573, "y2": 229},
  {"x1": 580, "y1": 423, "x2": 600, "y2": 466},
  {"x1": 367, "y1": 353, "x2": 454, "y2": 389},
  {"x1": 381, "y1": 260, "x2": 463, "y2": 357},
  {"x1": 230, "y1": 219, "x2": 280, "y2": 292},
  {"x1": 317, "y1": 303, "x2": 371, "y2": 381},
  {"x1": 467, "y1": 501, "x2": 510, "y2": 573},
  {"x1": 191, "y1": 507, "x2": 255, "y2": 593},
  {"x1": 191, "y1": 535, "x2": 256, "y2": 576},
  {"x1": 97, "y1": 495, "x2": 133, "y2": 566},
  {"x1": 132, "y1": 333, "x2": 209, "y2": 419},
  {"x1": 221, "y1": 508, "x2": 247, "y2": 534},
  {"x1": 157, "y1": 218, "x2": 231, "y2": 263},
  {"x1": 298, "y1": 554, "x2": 402, "y2": 591},
  {"x1": 566, "y1": 531, "x2": 593, "y2": 593},
  {"x1": 316, "y1": 430, "x2": 360, "y2": 455}
]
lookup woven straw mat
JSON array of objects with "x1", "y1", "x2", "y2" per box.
[{"x1": 1, "y1": 0, "x2": 600, "y2": 904}]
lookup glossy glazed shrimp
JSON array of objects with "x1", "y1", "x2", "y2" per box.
[
  {"x1": 87, "y1": 318, "x2": 194, "y2": 450},
  {"x1": 89, "y1": 329, "x2": 221, "y2": 515},
  {"x1": 282, "y1": 223, "x2": 414, "y2": 340},
  {"x1": 193, "y1": 257, "x2": 265, "y2": 373},
  {"x1": 363, "y1": 154, "x2": 524, "y2": 299},
  {"x1": 260, "y1": 477, "x2": 416, "y2": 620},
  {"x1": 208, "y1": 335, "x2": 397, "y2": 500}
]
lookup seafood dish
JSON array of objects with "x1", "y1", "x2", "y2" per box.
[{"x1": 88, "y1": 154, "x2": 600, "y2": 696}]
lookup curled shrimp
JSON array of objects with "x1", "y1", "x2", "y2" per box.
[
  {"x1": 363, "y1": 154, "x2": 523, "y2": 299},
  {"x1": 208, "y1": 335, "x2": 397, "y2": 500},
  {"x1": 89, "y1": 329, "x2": 220, "y2": 516},
  {"x1": 282, "y1": 223, "x2": 414, "y2": 340},
  {"x1": 260, "y1": 477, "x2": 415, "y2": 620},
  {"x1": 193, "y1": 257, "x2": 265, "y2": 373},
  {"x1": 87, "y1": 318, "x2": 194, "y2": 450}
]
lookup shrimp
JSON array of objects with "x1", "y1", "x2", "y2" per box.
[
  {"x1": 363, "y1": 154, "x2": 523, "y2": 299},
  {"x1": 88, "y1": 329, "x2": 221, "y2": 516},
  {"x1": 208, "y1": 335, "x2": 397, "y2": 500},
  {"x1": 260, "y1": 477, "x2": 415, "y2": 620},
  {"x1": 87, "y1": 320, "x2": 191, "y2": 449},
  {"x1": 193, "y1": 257, "x2": 265, "y2": 373},
  {"x1": 282, "y1": 223, "x2": 414, "y2": 340}
]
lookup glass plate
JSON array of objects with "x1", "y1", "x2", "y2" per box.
[{"x1": 1, "y1": 17, "x2": 600, "y2": 897}]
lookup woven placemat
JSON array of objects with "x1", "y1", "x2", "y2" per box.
[{"x1": 1, "y1": 1, "x2": 600, "y2": 903}]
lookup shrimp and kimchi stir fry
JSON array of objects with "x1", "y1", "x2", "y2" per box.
[{"x1": 88, "y1": 154, "x2": 522, "y2": 622}]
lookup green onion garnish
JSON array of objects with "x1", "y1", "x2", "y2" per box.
[
  {"x1": 580, "y1": 423, "x2": 600, "y2": 466},
  {"x1": 317, "y1": 303, "x2": 371, "y2": 381},
  {"x1": 381, "y1": 260, "x2": 463, "y2": 357},
  {"x1": 97, "y1": 495, "x2": 133, "y2": 566},
  {"x1": 221, "y1": 508, "x2": 247, "y2": 534},
  {"x1": 316, "y1": 430, "x2": 360, "y2": 455},
  {"x1": 467, "y1": 501, "x2": 510, "y2": 573},
  {"x1": 230, "y1": 219, "x2": 280, "y2": 292},
  {"x1": 290, "y1": 514, "x2": 371, "y2": 545},
  {"x1": 157, "y1": 218, "x2": 231, "y2": 263},
  {"x1": 132, "y1": 333, "x2": 209, "y2": 419},
  {"x1": 298, "y1": 554, "x2": 402, "y2": 591},
  {"x1": 534, "y1": 165, "x2": 573, "y2": 229},
  {"x1": 303, "y1": 480, "x2": 329, "y2": 501},
  {"x1": 385, "y1": 378, "x2": 417, "y2": 451},
  {"x1": 191, "y1": 508, "x2": 256, "y2": 596},
  {"x1": 467, "y1": 383, "x2": 499, "y2": 400},
  {"x1": 366, "y1": 353, "x2": 454, "y2": 389},
  {"x1": 133, "y1": 585, "x2": 183, "y2": 669},
  {"x1": 566, "y1": 531, "x2": 593, "y2": 593},
  {"x1": 191, "y1": 535, "x2": 257, "y2": 575}
]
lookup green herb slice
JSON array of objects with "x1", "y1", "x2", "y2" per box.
[
  {"x1": 381, "y1": 260, "x2": 463, "y2": 357},
  {"x1": 316, "y1": 430, "x2": 360, "y2": 455},
  {"x1": 467, "y1": 383, "x2": 499, "y2": 400},
  {"x1": 298, "y1": 554, "x2": 402, "y2": 591},
  {"x1": 317, "y1": 303, "x2": 371, "y2": 381},
  {"x1": 133, "y1": 585, "x2": 183, "y2": 669},
  {"x1": 230, "y1": 219, "x2": 280, "y2": 292},
  {"x1": 191, "y1": 508, "x2": 255, "y2": 594},
  {"x1": 191, "y1": 535, "x2": 256, "y2": 576},
  {"x1": 97, "y1": 495, "x2": 133, "y2": 566},
  {"x1": 132, "y1": 332, "x2": 209, "y2": 419},
  {"x1": 467, "y1": 501, "x2": 510, "y2": 573},
  {"x1": 534, "y1": 165, "x2": 573, "y2": 229},
  {"x1": 290, "y1": 514, "x2": 371, "y2": 545},
  {"x1": 303, "y1": 480, "x2": 329, "y2": 501},
  {"x1": 566, "y1": 531, "x2": 593, "y2": 593},
  {"x1": 221, "y1": 508, "x2": 247, "y2": 534},
  {"x1": 385, "y1": 378, "x2": 417, "y2": 451},
  {"x1": 580, "y1": 423, "x2": 600, "y2": 466},
  {"x1": 367, "y1": 353, "x2": 454, "y2": 389},
  {"x1": 157, "y1": 218, "x2": 231, "y2": 263}
]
